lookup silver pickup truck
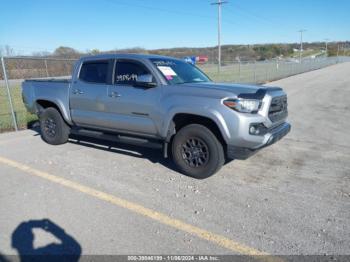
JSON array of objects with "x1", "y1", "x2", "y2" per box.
[{"x1": 22, "y1": 54, "x2": 290, "y2": 178}]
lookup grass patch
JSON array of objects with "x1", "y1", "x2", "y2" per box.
[
  {"x1": 198, "y1": 61, "x2": 297, "y2": 83},
  {"x1": 0, "y1": 85, "x2": 38, "y2": 132}
]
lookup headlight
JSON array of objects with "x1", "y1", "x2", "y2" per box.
[{"x1": 223, "y1": 98, "x2": 261, "y2": 113}]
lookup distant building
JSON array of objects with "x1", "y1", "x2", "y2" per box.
[{"x1": 196, "y1": 55, "x2": 209, "y2": 64}]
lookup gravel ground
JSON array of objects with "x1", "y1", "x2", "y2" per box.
[{"x1": 0, "y1": 62, "x2": 349, "y2": 257}]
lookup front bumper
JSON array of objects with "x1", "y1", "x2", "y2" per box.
[{"x1": 227, "y1": 122, "x2": 291, "y2": 160}]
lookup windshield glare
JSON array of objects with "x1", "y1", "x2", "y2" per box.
[{"x1": 150, "y1": 58, "x2": 211, "y2": 85}]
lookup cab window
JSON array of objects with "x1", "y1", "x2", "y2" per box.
[
  {"x1": 79, "y1": 60, "x2": 109, "y2": 84},
  {"x1": 115, "y1": 60, "x2": 154, "y2": 86}
]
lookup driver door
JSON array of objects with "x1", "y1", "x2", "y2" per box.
[{"x1": 105, "y1": 59, "x2": 161, "y2": 136}]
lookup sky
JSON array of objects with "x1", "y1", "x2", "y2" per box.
[{"x1": 0, "y1": 0, "x2": 349, "y2": 54}]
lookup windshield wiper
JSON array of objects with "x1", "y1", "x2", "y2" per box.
[{"x1": 179, "y1": 80, "x2": 208, "y2": 84}]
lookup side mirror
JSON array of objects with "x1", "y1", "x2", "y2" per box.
[{"x1": 134, "y1": 74, "x2": 157, "y2": 88}]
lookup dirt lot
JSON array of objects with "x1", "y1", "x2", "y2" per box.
[{"x1": 0, "y1": 62, "x2": 349, "y2": 258}]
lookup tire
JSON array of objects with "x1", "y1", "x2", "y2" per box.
[
  {"x1": 39, "y1": 107, "x2": 70, "y2": 145},
  {"x1": 171, "y1": 124, "x2": 225, "y2": 179}
]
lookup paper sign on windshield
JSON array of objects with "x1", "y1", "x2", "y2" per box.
[{"x1": 158, "y1": 66, "x2": 177, "y2": 76}]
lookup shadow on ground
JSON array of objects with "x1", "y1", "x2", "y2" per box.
[
  {"x1": 30, "y1": 123, "x2": 178, "y2": 173},
  {"x1": 69, "y1": 134, "x2": 180, "y2": 171},
  {"x1": 0, "y1": 252, "x2": 9, "y2": 262},
  {"x1": 11, "y1": 219, "x2": 81, "y2": 262},
  {"x1": 30, "y1": 124, "x2": 233, "y2": 177}
]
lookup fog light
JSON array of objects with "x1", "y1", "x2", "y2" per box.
[
  {"x1": 249, "y1": 126, "x2": 258, "y2": 134},
  {"x1": 249, "y1": 123, "x2": 267, "y2": 136}
]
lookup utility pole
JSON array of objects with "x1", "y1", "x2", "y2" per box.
[
  {"x1": 337, "y1": 43, "x2": 340, "y2": 57},
  {"x1": 324, "y1": 38, "x2": 330, "y2": 56},
  {"x1": 211, "y1": 0, "x2": 228, "y2": 73},
  {"x1": 298, "y1": 29, "x2": 306, "y2": 63}
]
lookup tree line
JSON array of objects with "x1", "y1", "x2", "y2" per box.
[
  {"x1": 1, "y1": 42, "x2": 349, "y2": 80},
  {"x1": 45, "y1": 42, "x2": 350, "y2": 61}
]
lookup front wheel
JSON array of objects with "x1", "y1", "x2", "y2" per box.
[
  {"x1": 171, "y1": 124, "x2": 225, "y2": 179},
  {"x1": 39, "y1": 107, "x2": 70, "y2": 145}
]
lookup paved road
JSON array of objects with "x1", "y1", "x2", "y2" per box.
[{"x1": 0, "y1": 63, "x2": 349, "y2": 258}]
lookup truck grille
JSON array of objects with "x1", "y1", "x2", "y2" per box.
[{"x1": 269, "y1": 95, "x2": 288, "y2": 122}]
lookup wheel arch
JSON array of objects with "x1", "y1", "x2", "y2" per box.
[
  {"x1": 169, "y1": 113, "x2": 227, "y2": 150},
  {"x1": 36, "y1": 99, "x2": 72, "y2": 125}
]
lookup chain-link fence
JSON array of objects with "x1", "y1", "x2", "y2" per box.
[
  {"x1": 1, "y1": 55, "x2": 350, "y2": 132},
  {"x1": 198, "y1": 56, "x2": 350, "y2": 83},
  {"x1": 0, "y1": 57, "x2": 76, "y2": 132}
]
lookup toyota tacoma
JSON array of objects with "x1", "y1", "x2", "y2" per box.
[{"x1": 22, "y1": 54, "x2": 290, "y2": 178}]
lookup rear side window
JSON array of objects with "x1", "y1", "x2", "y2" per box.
[
  {"x1": 115, "y1": 60, "x2": 153, "y2": 85},
  {"x1": 79, "y1": 61, "x2": 109, "y2": 84}
]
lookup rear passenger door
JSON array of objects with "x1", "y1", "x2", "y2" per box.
[{"x1": 70, "y1": 59, "x2": 114, "y2": 128}]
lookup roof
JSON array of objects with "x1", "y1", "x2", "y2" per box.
[{"x1": 79, "y1": 53, "x2": 180, "y2": 61}]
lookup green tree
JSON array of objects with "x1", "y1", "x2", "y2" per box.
[{"x1": 53, "y1": 46, "x2": 80, "y2": 58}]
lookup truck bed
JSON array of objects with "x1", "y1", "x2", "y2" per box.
[
  {"x1": 22, "y1": 78, "x2": 72, "y2": 121},
  {"x1": 24, "y1": 77, "x2": 71, "y2": 83}
]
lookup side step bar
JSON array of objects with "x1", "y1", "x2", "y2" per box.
[{"x1": 70, "y1": 128, "x2": 163, "y2": 150}]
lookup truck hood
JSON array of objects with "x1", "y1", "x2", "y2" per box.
[
  {"x1": 184, "y1": 82, "x2": 260, "y2": 93},
  {"x1": 165, "y1": 82, "x2": 282, "y2": 99},
  {"x1": 179, "y1": 82, "x2": 281, "y2": 98}
]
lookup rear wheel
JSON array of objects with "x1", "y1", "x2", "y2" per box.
[
  {"x1": 172, "y1": 124, "x2": 225, "y2": 179},
  {"x1": 39, "y1": 107, "x2": 70, "y2": 145}
]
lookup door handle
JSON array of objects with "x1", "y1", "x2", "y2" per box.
[
  {"x1": 109, "y1": 91, "x2": 121, "y2": 98},
  {"x1": 73, "y1": 89, "x2": 84, "y2": 95}
]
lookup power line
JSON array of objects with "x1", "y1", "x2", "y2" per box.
[
  {"x1": 102, "y1": 0, "x2": 241, "y2": 30},
  {"x1": 224, "y1": 4, "x2": 292, "y2": 40},
  {"x1": 211, "y1": 0, "x2": 228, "y2": 73},
  {"x1": 103, "y1": 0, "x2": 217, "y2": 22},
  {"x1": 227, "y1": 3, "x2": 278, "y2": 25}
]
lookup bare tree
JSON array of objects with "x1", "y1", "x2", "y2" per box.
[
  {"x1": 86, "y1": 49, "x2": 100, "y2": 55},
  {"x1": 4, "y1": 45, "x2": 14, "y2": 56},
  {"x1": 32, "y1": 51, "x2": 51, "y2": 57}
]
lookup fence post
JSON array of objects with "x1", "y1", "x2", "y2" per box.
[
  {"x1": 238, "y1": 61, "x2": 241, "y2": 82},
  {"x1": 253, "y1": 61, "x2": 257, "y2": 83},
  {"x1": 44, "y1": 59, "x2": 49, "y2": 77},
  {"x1": 1, "y1": 57, "x2": 18, "y2": 131},
  {"x1": 66, "y1": 61, "x2": 70, "y2": 76}
]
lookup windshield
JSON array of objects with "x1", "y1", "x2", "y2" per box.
[{"x1": 150, "y1": 58, "x2": 211, "y2": 85}]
